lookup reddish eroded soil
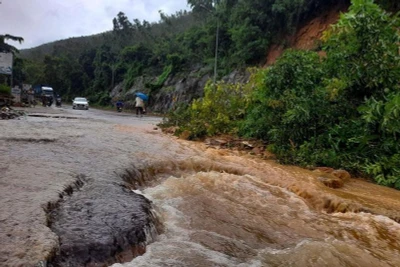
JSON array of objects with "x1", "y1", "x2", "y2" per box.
[{"x1": 265, "y1": 3, "x2": 349, "y2": 65}]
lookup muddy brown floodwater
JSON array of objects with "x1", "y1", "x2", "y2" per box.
[{"x1": 1, "y1": 106, "x2": 400, "y2": 267}]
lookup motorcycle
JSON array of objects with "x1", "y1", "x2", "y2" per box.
[
  {"x1": 117, "y1": 106, "x2": 122, "y2": 112},
  {"x1": 47, "y1": 97, "x2": 53, "y2": 107},
  {"x1": 56, "y1": 97, "x2": 62, "y2": 107}
]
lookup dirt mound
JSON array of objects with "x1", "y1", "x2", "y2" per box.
[{"x1": 266, "y1": 4, "x2": 348, "y2": 65}]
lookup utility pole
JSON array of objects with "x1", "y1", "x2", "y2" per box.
[
  {"x1": 213, "y1": 18, "x2": 219, "y2": 85},
  {"x1": 200, "y1": 3, "x2": 219, "y2": 85},
  {"x1": 110, "y1": 36, "x2": 118, "y2": 90},
  {"x1": 10, "y1": 53, "x2": 14, "y2": 89},
  {"x1": 111, "y1": 64, "x2": 116, "y2": 89}
]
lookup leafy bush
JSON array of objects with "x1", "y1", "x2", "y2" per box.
[
  {"x1": 166, "y1": 80, "x2": 252, "y2": 139},
  {"x1": 0, "y1": 84, "x2": 11, "y2": 95},
  {"x1": 159, "y1": 102, "x2": 191, "y2": 135},
  {"x1": 146, "y1": 65, "x2": 172, "y2": 93},
  {"x1": 240, "y1": 0, "x2": 400, "y2": 188},
  {"x1": 322, "y1": 0, "x2": 400, "y2": 102},
  {"x1": 241, "y1": 50, "x2": 327, "y2": 144},
  {"x1": 124, "y1": 63, "x2": 143, "y2": 90},
  {"x1": 320, "y1": 0, "x2": 400, "y2": 186},
  {"x1": 87, "y1": 90, "x2": 111, "y2": 106}
]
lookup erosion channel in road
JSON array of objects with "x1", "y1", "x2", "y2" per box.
[{"x1": 1, "y1": 106, "x2": 400, "y2": 267}]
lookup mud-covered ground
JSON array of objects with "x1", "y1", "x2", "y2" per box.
[{"x1": 0, "y1": 106, "x2": 195, "y2": 267}]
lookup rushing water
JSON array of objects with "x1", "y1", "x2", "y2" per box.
[
  {"x1": 3, "y1": 107, "x2": 399, "y2": 266},
  {"x1": 113, "y1": 146, "x2": 400, "y2": 267}
]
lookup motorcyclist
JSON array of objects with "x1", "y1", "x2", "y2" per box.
[
  {"x1": 41, "y1": 93, "x2": 47, "y2": 107},
  {"x1": 48, "y1": 96, "x2": 53, "y2": 107},
  {"x1": 116, "y1": 100, "x2": 124, "y2": 112},
  {"x1": 55, "y1": 94, "x2": 62, "y2": 107}
]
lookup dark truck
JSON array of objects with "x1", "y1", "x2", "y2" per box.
[{"x1": 34, "y1": 85, "x2": 54, "y2": 106}]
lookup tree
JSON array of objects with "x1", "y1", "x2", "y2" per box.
[
  {"x1": 113, "y1": 12, "x2": 133, "y2": 32},
  {"x1": 187, "y1": 0, "x2": 215, "y2": 13},
  {"x1": 0, "y1": 34, "x2": 24, "y2": 54},
  {"x1": 12, "y1": 57, "x2": 26, "y2": 86}
]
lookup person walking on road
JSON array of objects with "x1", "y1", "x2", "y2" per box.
[{"x1": 135, "y1": 96, "x2": 145, "y2": 117}]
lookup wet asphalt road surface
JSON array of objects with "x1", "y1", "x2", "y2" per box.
[{"x1": 0, "y1": 105, "x2": 195, "y2": 267}]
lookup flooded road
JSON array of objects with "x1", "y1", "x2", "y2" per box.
[
  {"x1": 0, "y1": 106, "x2": 186, "y2": 266},
  {"x1": 113, "y1": 152, "x2": 400, "y2": 267},
  {"x1": 1, "y1": 106, "x2": 400, "y2": 266}
]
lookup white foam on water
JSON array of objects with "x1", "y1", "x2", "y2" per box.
[
  {"x1": 111, "y1": 173, "x2": 270, "y2": 267},
  {"x1": 112, "y1": 239, "x2": 259, "y2": 267},
  {"x1": 113, "y1": 163, "x2": 400, "y2": 267},
  {"x1": 132, "y1": 189, "x2": 144, "y2": 195}
]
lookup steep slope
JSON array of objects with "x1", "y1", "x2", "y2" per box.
[{"x1": 266, "y1": 3, "x2": 349, "y2": 65}]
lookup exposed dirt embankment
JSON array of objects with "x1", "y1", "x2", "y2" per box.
[{"x1": 266, "y1": 3, "x2": 349, "y2": 65}]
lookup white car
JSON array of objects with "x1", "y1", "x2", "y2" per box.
[{"x1": 72, "y1": 97, "x2": 89, "y2": 110}]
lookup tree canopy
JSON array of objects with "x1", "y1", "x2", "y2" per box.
[{"x1": 0, "y1": 34, "x2": 24, "y2": 54}]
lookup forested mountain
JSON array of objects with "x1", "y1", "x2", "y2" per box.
[
  {"x1": 16, "y1": 9, "x2": 200, "y2": 102},
  {"x1": 19, "y1": 33, "x2": 107, "y2": 62}
]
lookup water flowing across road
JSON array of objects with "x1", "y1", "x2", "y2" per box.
[
  {"x1": 1, "y1": 106, "x2": 399, "y2": 267},
  {"x1": 113, "y1": 148, "x2": 400, "y2": 267}
]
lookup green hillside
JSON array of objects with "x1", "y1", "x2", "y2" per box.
[
  {"x1": 164, "y1": 0, "x2": 400, "y2": 190},
  {"x1": 19, "y1": 33, "x2": 108, "y2": 62}
]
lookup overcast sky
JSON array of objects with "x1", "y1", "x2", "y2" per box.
[{"x1": 0, "y1": 0, "x2": 189, "y2": 49}]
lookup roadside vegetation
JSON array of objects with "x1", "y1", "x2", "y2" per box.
[
  {"x1": 0, "y1": 34, "x2": 24, "y2": 88},
  {"x1": 163, "y1": 0, "x2": 400, "y2": 189},
  {"x1": 0, "y1": 84, "x2": 11, "y2": 95}
]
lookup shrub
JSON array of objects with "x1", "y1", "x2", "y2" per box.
[
  {"x1": 166, "y1": 79, "x2": 252, "y2": 139},
  {"x1": 146, "y1": 65, "x2": 172, "y2": 93},
  {"x1": 240, "y1": 50, "x2": 327, "y2": 146},
  {"x1": 0, "y1": 84, "x2": 11, "y2": 95},
  {"x1": 241, "y1": 0, "x2": 400, "y2": 188}
]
